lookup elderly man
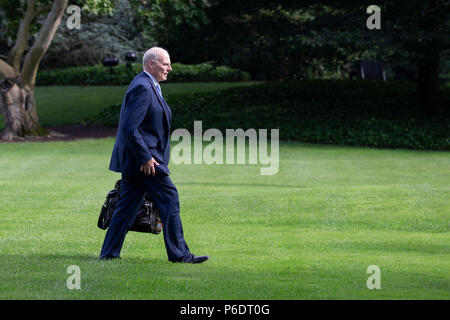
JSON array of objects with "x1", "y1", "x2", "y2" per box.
[{"x1": 99, "y1": 47, "x2": 209, "y2": 264}]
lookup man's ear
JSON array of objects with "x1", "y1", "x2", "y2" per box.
[{"x1": 145, "y1": 60, "x2": 153, "y2": 70}]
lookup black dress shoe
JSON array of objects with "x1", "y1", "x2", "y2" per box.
[{"x1": 174, "y1": 253, "x2": 210, "y2": 264}]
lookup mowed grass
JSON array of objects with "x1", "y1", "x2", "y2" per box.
[
  {"x1": 0, "y1": 139, "x2": 449, "y2": 299},
  {"x1": 0, "y1": 82, "x2": 257, "y2": 130}
]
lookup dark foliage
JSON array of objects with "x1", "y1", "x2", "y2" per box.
[{"x1": 91, "y1": 80, "x2": 450, "y2": 150}]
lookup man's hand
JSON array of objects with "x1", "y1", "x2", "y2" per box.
[{"x1": 140, "y1": 158, "x2": 160, "y2": 176}]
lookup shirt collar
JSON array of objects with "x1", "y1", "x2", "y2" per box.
[{"x1": 143, "y1": 69, "x2": 159, "y2": 87}]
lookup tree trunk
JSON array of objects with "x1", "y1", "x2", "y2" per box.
[
  {"x1": 417, "y1": 53, "x2": 440, "y2": 115},
  {"x1": 21, "y1": 0, "x2": 68, "y2": 88},
  {"x1": 0, "y1": 77, "x2": 44, "y2": 140},
  {"x1": 0, "y1": 0, "x2": 67, "y2": 140},
  {"x1": 7, "y1": 0, "x2": 36, "y2": 72}
]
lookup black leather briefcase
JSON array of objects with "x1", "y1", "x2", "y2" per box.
[{"x1": 97, "y1": 180, "x2": 162, "y2": 234}]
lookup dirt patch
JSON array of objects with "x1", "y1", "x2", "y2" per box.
[{"x1": 0, "y1": 124, "x2": 117, "y2": 143}]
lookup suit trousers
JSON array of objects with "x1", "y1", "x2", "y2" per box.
[{"x1": 99, "y1": 171, "x2": 190, "y2": 261}]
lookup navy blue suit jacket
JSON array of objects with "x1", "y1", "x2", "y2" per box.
[{"x1": 109, "y1": 71, "x2": 172, "y2": 175}]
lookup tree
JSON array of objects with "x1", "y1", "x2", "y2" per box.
[
  {"x1": 129, "y1": 0, "x2": 211, "y2": 63},
  {"x1": 0, "y1": 0, "x2": 68, "y2": 140},
  {"x1": 0, "y1": 0, "x2": 112, "y2": 140},
  {"x1": 40, "y1": 0, "x2": 152, "y2": 69},
  {"x1": 279, "y1": 0, "x2": 450, "y2": 113},
  {"x1": 144, "y1": 0, "x2": 449, "y2": 113},
  {"x1": 305, "y1": 0, "x2": 450, "y2": 114}
]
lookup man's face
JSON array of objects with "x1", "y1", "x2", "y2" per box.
[{"x1": 148, "y1": 53, "x2": 172, "y2": 82}]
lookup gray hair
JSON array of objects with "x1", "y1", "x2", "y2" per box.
[{"x1": 142, "y1": 47, "x2": 169, "y2": 68}]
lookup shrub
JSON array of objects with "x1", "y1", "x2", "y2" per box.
[
  {"x1": 36, "y1": 62, "x2": 251, "y2": 86},
  {"x1": 91, "y1": 80, "x2": 450, "y2": 150}
]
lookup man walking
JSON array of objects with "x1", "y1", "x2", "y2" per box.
[{"x1": 99, "y1": 47, "x2": 209, "y2": 264}]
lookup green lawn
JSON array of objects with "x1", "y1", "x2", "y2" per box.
[
  {"x1": 0, "y1": 82, "x2": 257, "y2": 130},
  {"x1": 0, "y1": 139, "x2": 448, "y2": 299}
]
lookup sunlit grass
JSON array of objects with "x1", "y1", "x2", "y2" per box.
[{"x1": 0, "y1": 139, "x2": 448, "y2": 299}]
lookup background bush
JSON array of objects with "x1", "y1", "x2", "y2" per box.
[
  {"x1": 91, "y1": 80, "x2": 450, "y2": 150},
  {"x1": 37, "y1": 1, "x2": 151, "y2": 70},
  {"x1": 36, "y1": 62, "x2": 251, "y2": 86}
]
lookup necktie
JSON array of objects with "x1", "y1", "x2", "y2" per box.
[{"x1": 155, "y1": 83, "x2": 163, "y2": 98}]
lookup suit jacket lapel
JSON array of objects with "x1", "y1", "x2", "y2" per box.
[
  {"x1": 159, "y1": 93, "x2": 172, "y2": 124},
  {"x1": 141, "y1": 72, "x2": 171, "y2": 128}
]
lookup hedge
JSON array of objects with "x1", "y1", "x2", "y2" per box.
[
  {"x1": 91, "y1": 80, "x2": 450, "y2": 150},
  {"x1": 36, "y1": 62, "x2": 251, "y2": 86}
]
